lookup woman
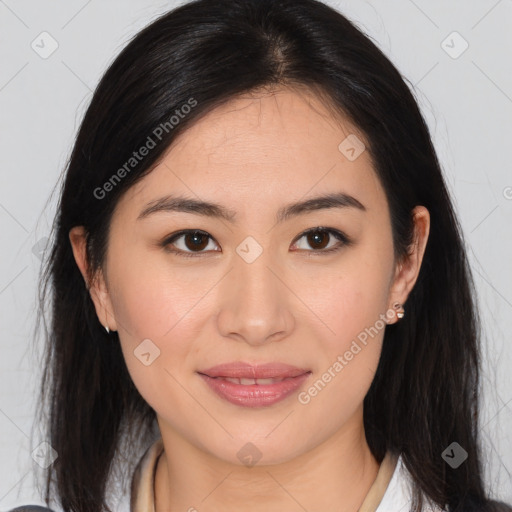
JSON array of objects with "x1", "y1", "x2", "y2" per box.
[{"x1": 21, "y1": 0, "x2": 510, "y2": 511}]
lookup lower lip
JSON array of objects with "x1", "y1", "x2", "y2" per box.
[{"x1": 198, "y1": 372, "x2": 311, "y2": 407}]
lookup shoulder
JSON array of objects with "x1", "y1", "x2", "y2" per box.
[
  {"x1": 7, "y1": 507, "x2": 56, "y2": 511},
  {"x1": 376, "y1": 455, "x2": 447, "y2": 512}
]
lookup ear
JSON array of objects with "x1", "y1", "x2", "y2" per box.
[
  {"x1": 387, "y1": 205, "x2": 430, "y2": 324},
  {"x1": 69, "y1": 226, "x2": 117, "y2": 332}
]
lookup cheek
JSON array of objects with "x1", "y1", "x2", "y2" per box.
[
  {"x1": 310, "y1": 255, "x2": 392, "y2": 351},
  {"x1": 298, "y1": 270, "x2": 389, "y2": 430},
  {"x1": 110, "y1": 267, "x2": 203, "y2": 416},
  {"x1": 108, "y1": 243, "x2": 213, "y2": 341},
  {"x1": 302, "y1": 240, "x2": 392, "y2": 409},
  {"x1": 318, "y1": 276, "x2": 386, "y2": 388},
  {"x1": 106, "y1": 249, "x2": 213, "y2": 397}
]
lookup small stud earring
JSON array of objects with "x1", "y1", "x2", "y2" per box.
[
  {"x1": 393, "y1": 302, "x2": 405, "y2": 320},
  {"x1": 105, "y1": 325, "x2": 110, "y2": 334}
]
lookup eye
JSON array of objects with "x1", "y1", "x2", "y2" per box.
[
  {"x1": 163, "y1": 230, "x2": 220, "y2": 258},
  {"x1": 162, "y1": 227, "x2": 352, "y2": 258},
  {"x1": 291, "y1": 227, "x2": 351, "y2": 255}
]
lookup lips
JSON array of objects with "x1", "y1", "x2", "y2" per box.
[
  {"x1": 220, "y1": 376, "x2": 292, "y2": 385},
  {"x1": 197, "y1": 362, "x2": 312, "y2": 407},
  {"x1": 198, "y1": 362, "x2": 310, "y2": 380}
]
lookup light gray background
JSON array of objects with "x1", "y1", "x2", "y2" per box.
[{"x1": 0, "y1": 0, "x2": 511, "y2": 510}]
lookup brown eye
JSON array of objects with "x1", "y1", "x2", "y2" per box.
[
  {"x1": 163, "y1": 230, "x2": 219, "y2": 257},
  {"x1": 183, "y1": 232, "x2": 210, "y2": 251},
  {"x1": 306, "y1": 229, "x2": 330, "y2": 250},
  {"x1": 163, "y1": 227, "x2": 351, "y2": 259},
  {"x1": 291, "y1": 227, "x2": 351, "y2": 254}
]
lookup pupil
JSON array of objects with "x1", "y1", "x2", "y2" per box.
[
  {"x1": 309, "y1": 230, "x2": 328, "y2": 249},
  {"x1": 186, "y1": 232, "x2": 208, "y2": 251}
]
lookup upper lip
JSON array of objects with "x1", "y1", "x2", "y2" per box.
[{"x1": 198, "y1": 362, "x2": 311, "y2": 379}]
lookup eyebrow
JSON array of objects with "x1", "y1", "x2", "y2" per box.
[{"x1": 136, "y1": 192, "x2": 366, "y2": 224}]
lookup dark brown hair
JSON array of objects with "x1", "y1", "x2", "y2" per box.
[{"x1": 33, "y1": 0, "x2": 511, "y2": 511}]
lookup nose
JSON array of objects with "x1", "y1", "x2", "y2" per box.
[{"x1": 216, "y1": 248, "x2": 295, "y2": 347}]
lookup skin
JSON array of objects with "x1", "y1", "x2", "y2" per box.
[{"x1": 70, "y1": 85, "x2": 429, "y2": 512}]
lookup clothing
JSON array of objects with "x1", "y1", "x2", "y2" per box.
[
  {"x1": 7, "y1": 507, "x2": 55, "y2": 511},
  {"x1": 130, "y1": 437, "x2": 446, "y2": 512}
]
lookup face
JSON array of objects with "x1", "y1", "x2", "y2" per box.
[{"x1": 71, "y1": 86, "x2": 427, "y2": 466}]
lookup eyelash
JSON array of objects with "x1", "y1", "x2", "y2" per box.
[{"x1": 161, "y1": 227, "x2": 352, "y2": 259}]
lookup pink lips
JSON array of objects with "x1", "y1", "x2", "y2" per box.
[{"x1": 197, "y1": 362, "x2": 312, "y2": 407}]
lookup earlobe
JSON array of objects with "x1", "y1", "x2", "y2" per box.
[
  {"x1": 385, "y1": 301, "x2": 405, "y2": 325},
  {"x1": 68, "y1": 226, "x2": 118, "y2": 333}
]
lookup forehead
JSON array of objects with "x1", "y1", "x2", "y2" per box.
[
  {"x1": 115, "y1": 86, "x2": 385, "y2": 221},
  {"x1": 171, "y1": 86, "x2": 357, "y2": 163}
]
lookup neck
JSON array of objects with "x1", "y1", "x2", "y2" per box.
[{"x1": 154, "y1": 411, "x2": 380, "y2": 512}]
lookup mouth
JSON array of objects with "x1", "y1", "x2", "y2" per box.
[
  {"x1": 207, "y1": 376, "x2": 301, "y2": 385},
  {"x1": 197, "y1": 362, "x2": 312, "y2": 407}
]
